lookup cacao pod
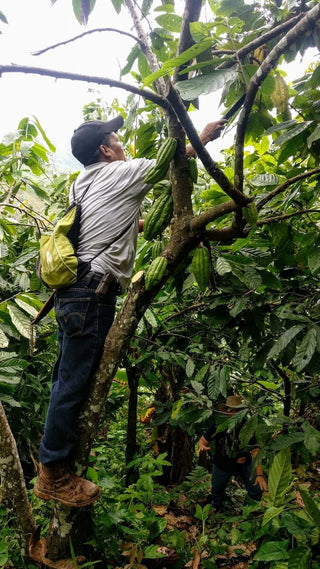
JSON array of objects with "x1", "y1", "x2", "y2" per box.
[
  {"x1": 243, "y1": 202, "x2": 258, "y2": 226},
  {"x1": 188, "y1": 157, "x2": 198, "y2": 183},
  {"x1": 145, "y1": 256, "x2": 168, "y2": 291},
  {"x1": 152, "y1": 239, "x2": 166, "y2": 259},
  {"x1": 144, "y1": 161, "x2": 170, "y2": 185},
  {"x1": 271, "y1": 75, "x2": 289, "y2": 114},
  {"x1": 153, "y1": 180, "x2": 172, "y2": 199},
  {"x1": 155, "y1": 137, "x2": 177, "y2": 169},
  {"x1": 192, "y1": 246, "x2": 211, "y2": 291},
  {"x1": 253, "y1": 45, "x2": 267, "y2": 65},
  {"x1": 143, "y1": 192, "x2": 173, "y2": 241}
]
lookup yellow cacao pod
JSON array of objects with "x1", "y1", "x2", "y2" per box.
[{"x1": 271, "y1": 76, "x2": 289, "y2": 114}]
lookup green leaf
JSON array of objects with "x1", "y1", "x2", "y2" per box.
[
  {"x1": 111, "y1": 0, "x2": 123, "y2": 14},
  {"x1": 298, "y1": 487, "x2": 320, "y2": 527},
  {"x1": 250, "y1": 173, "x2": 279, "y2": 187},
  {"x1": 143, "y1": 39, "x2": 214, "y2": 85},
  {"x1": 32, "y1": 116, "x2": 56, "y2": 152},
  {"x1": 270, "y1": 432, "x2": 305, "y2": 450},
  {"x1": 72, "y1": 0, "x2": 96, "y2": 24},
  {"x1": 0, "y1": 538, "x2": 9, "y2": 566},
  {"x1": 7, "y1": 304, "x2": 31, "y2": 339},
  {"x1": 302, "y1": 422, "x2": 320, "y2": 456},
  {"x1": 144, "y1": 308, "x2": 158, "y2": 328},
  {"x1": 0, "y1": 328, "x2": 9, "y2": 348},
  {"x1": 268, "y1": 449, "x2": 292, "y2": 506},
  {"x1": 292, "y1": 326, "x2": 319, "y2": 372},
  {"x1": 307, "y1": 124, "x2": 320, "y2": 148},
  {"x1": 155, "y1": 14, "x2": 182, "y2": 33},
  {"x1": 288, "y1": 547, "x2": 309, "y2": 569},
  {"x1": 267, "y1": 325, "x2": 305, "y2": 359},
  {"x1": 273, "y1": 122, "x2": 313, "y2": 148},
  {"x1": 175, "y1": 67, "x2": 238, "y2": 100},
  {"x1": 307, "y1": 248, "x2": 320, "y2": 274},
  {"x1": 239, "y1": 414, "x2": 258, "y2": 447},
  {"x1": 0, "y1": 11, "x2": 8, "y2": 24},
  {"x1": 254, "y1": 540, "x2": 290, "y2": 561},
  {"x1": 194, "y1": 363, "x2": 210, "y2": 382},
  {"x1": 186, "y1": 358, "x2": 195, "y2": 378},
  {"x1": 262, "y1": 505, "x2": 285, "y2": 527},
  {"x1": 14, "y1": 298, "x2": 38, "y2": 318},
  {"x1": 215, "y1": 257, "x2": 232, "y2": 275}
]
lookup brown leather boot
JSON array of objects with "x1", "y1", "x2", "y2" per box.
[{"x1": 33, "y1": 463, "x2": 101, "y2": 507}]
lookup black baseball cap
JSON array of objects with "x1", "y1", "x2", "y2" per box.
[{"x1": 71, "y1": 116, "x2": 124, "y2": 166}]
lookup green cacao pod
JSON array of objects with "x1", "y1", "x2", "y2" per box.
[
  {"x1": 156, "y1": 137, "x2": 177, "y2": 169},
  {"x1": 192, "y1": 246, "x2": 211, "y2": 291},
  {"x1": 243, "y1": 202, "x2": 258, "y2": 226},
  {"x1": 144, "y1": 161, "x2": 169, "y2": 185},
  {"x1": 143, "y1": 192, "x2": 173, "y2": 241},
  {"x1": 188, "y1": 157, "x2": 198, "y2": 183},
  {"x1": 153, "y1": 180, "x2": 172, "y2": 199},
  {"x1": 152, "y1": 239, "x2": 166, "y2": 259},
  {"x1": 145, "y1": 256, "x2": 168, "y2": 291}
]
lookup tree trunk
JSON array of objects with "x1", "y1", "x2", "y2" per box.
[
  {"x1": 125, "y1": 365, "x2": 140, "y2": 486},
  {"x1": 0, "y1": 402, "x2": 37, "y2": 554}
]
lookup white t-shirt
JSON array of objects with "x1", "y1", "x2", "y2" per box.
[{"x1": 70, "y1": 158, "x2": 155, "y2": 291}]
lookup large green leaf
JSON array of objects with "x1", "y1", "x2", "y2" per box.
[
  {"x1": 239, "y1": 414, "x2": 258, "y2": 447},
  {"x1": 155, "y1": 14, "x2": 182, "y2": 33},
  {"x1": 0, "y1": 328, "x2": 9, "y2": 348},
  {"x1": 288, "y1": 547, "x2": 309, "y2": 569},
  {"x1": 143, "y1": 39, "x2": 214, "y2": 85},
  {"x1": 270, "y1": 432, "x2": 305, "y2": 451},
  {"x1": 273, "y1": 122, "x2": 313, "y2": 147},
  {"x1": 302, "y1": 422, "x2": 320, "y2": 456},
  {"x1": 292, "y1": 326, "x2": 319, "y2": 372},
  {"x1": 7, "y1": 303, "x2": 31, "y2": 339},
  {"x1": 254, "y1": 540, "x2": 289, "y2": 561},
  {"x1": 72, "y1": 0, "x2": 96, "y2": 24},
  {"x1": 268, "y1": 449, "x2": 292, "y2": 506},
  {"x1": 262, "y1": 505, "x2": 285, "y2": 527},
  {"x1": 250, "y1": 173, "x2": 279, "y2": 187},
  {"x1": 298, "y1": 487, "x2": 320, "y2": 527},
  {"x1": 175, "y1": 67, "x2": 238, "y2": 100},
  {"x1": 267, "y1": 325, "x2": 305, "y2": 359}
]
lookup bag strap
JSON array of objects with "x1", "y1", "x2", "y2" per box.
[
  {"x1": 72, "y1": 171, "x2": 135, "y2": 264},
  {"x1": 89, "y1": 218, "x2": 134, "y2": 263}
]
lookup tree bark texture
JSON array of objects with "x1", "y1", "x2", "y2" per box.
[{"x1": 0, "y1": 403, "x2": 37, "y2": 553}]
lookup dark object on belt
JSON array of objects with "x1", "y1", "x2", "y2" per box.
[{"x1": 95, "y1": 271, "x2": 121, "y2": 296}]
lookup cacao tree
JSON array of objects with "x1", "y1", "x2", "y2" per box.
[{"x1": 0, "y1": 0, "x2": 320, "y2": 565}]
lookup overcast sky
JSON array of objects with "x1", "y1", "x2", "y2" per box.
[{"x1": 0, "y1": 1, "x2": 318, "y2": 170}]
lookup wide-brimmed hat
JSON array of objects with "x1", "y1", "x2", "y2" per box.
[
  {"x1": 71, "y1": 116, "x2": 124, "y2": 166},
  {"x1": 225, "y1": 395, "x2": 246, "y2": 409}
]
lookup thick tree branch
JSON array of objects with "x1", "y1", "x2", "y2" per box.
[
  {"x1": 173, "y1": 0, "x2": 202, "y2": 84},
  {"x1": 0, "y1": 403, "x2": 37, "y2": 551},
  {"x1": 32, "y1": 28, "x2": 142, "y2": 56},
  {"x1": 0, "y1": 64, "x2": 170, "y2": 111},
  {"x1": 234, "y1": 3, "x2": 320, "y2": 193},
  {"x1": 125, "y1": 0, "x2": 166, "y2": 96},
  {"x1": 215, "y1": 13, "x2": 302, "y2": 70},
  {"x1": 165, "y1": 83, "x2": 249, "y2": 205},
  {"x1": 189, "y1": 199, "x2": 240, "y2": 233},
  {"x1": 256, "y1": 167, "x2": 320, "y2": 210},
  {"x1": 257, "y1": 209, "x2": 320, "y2": 226}
]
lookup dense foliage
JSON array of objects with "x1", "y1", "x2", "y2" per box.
[{"x1": 0, "y1": 0, "x2": 320, "y2": 567}]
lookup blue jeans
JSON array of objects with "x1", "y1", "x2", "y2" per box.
[
  {"x1": 39, "y1": 273, "x2": 117, "y2": 465},
  {"x1": 211, "y1": 461, "x2": 262, "y2": 507}
]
